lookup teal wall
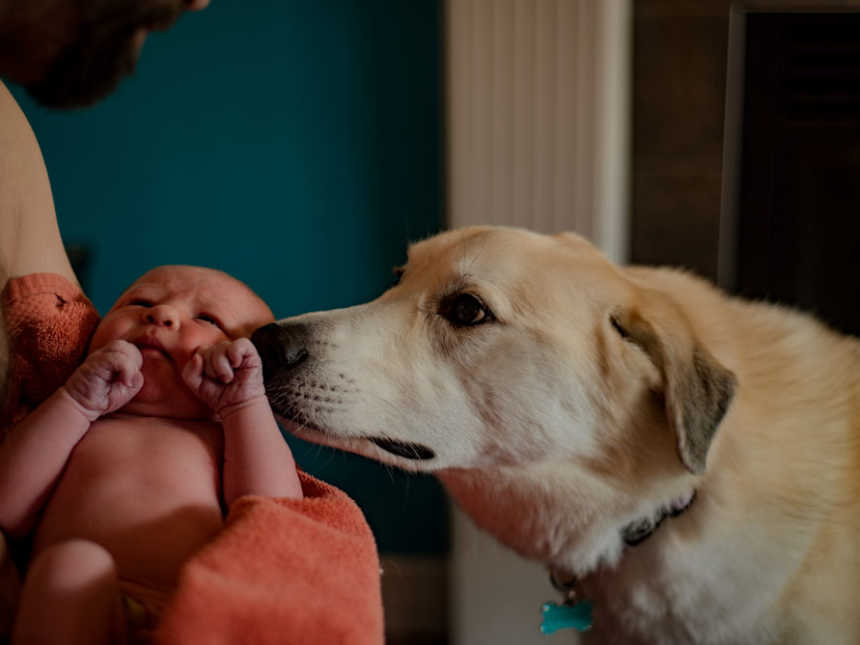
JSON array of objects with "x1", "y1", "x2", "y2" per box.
[{"x1": 11, "y1": 0, "x2": 446, "y2": 554}]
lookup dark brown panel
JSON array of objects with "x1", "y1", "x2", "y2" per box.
[{"x1": 632, "y1": 1, "x2": 732, "y2": 280}]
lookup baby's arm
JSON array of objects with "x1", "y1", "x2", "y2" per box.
[
  {"x1": 183, "y1": 339, "x2": 303, "y2": 506},
  {"x1": 0, "y1": 340, "x2": 142, "y2": 536}
]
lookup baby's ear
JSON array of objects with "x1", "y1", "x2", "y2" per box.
[{"x1": 609, "y1": 292, "x2": 736, "y2": 475}]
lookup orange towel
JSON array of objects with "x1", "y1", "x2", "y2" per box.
[
  {"x1": 1, "y1": 273, "x2": 100, "y2": 430},
  {"x1": 1, "y1": 274, "x2": 384, "y2": 645},
  {"x1": 158, "y1": 479, "x2": 384, "y2": 645}
]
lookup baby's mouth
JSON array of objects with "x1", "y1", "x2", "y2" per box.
[
  {"x1": 134, "y1": 338, "x2": 173, "y2": 364},
  {"x1": 140, "y1": 347, "x2": 169, "y2": 359}
]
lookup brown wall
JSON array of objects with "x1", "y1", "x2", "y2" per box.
[{"x1": 632, "y1": 1, "x2": 733, "y2": 280}]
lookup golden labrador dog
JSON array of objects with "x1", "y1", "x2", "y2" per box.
[{"x1": 252, "y1": 226, "x2": 860, "y2": 644}]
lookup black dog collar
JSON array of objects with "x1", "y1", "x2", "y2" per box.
[{"x1": 621, "y1": 489, "x2": 697, "y2": 547}]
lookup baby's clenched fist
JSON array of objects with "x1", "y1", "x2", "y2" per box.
[
  {"x1": 63, "y1": 340, "x2": 144, "y2": 421},
  {"x1": 182, "y1": 338, "x2": 266, "y2": 419}
]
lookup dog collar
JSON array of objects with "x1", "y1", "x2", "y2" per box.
[
  {"x1": 541, "y1": 489, "x2": 697, "y2": 634},
  {"x1": 622, "y1": 489, "x2": 697, "y2": 546}
]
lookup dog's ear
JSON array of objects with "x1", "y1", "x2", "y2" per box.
[{"x1": 610, "y1": 294, "x2": 737, "y2": 475}]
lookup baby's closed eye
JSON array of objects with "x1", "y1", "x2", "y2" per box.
[{"x1": 196, "y1": 313, "x2": 224, "y2": 330}]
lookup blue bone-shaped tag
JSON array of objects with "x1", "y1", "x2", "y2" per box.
[{"x1": 540, "y1": 600, "x2": 593, "y2": 634}]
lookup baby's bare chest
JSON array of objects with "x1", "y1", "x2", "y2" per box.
[{"x1": 33, "y1": 416, "x2": 225, "y2": 588}]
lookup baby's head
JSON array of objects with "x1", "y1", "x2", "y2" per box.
[{"x1": 89, "y1": 265, "x2": 273, "y2": 418}]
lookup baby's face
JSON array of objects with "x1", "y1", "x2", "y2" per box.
[{"x1": 89, "y1": 266, "x2": 273, "y2": 418}]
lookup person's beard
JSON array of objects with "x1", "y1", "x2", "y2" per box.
[{"x1": 26, "y1": 0, "x2": 186, "y2": 109}]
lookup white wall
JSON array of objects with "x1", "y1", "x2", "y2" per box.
[{"x1": 444, "y1": 0, "x2": 631, "y2": 262}]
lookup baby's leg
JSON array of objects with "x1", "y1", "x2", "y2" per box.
[{"x1": 13, "y1": 539, "x2": 125, "y2": 645}]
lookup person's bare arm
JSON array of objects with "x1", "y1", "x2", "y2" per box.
[
  {"x1": 0, "y1": 80, "x2": 77, "y2": 286},
  {"x1": 0, "y1": 80, "x2": 78, "y2": 409},
  {"x1": 183, "y1": 339, "x2": 303, "y2": 506},
  {"x1": 0, "y1": 340, "x2": 143, "y2": 536}
]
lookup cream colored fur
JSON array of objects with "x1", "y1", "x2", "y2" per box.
[{"x1": 263, "y1": 226, "x2": 860, "y2": 644}]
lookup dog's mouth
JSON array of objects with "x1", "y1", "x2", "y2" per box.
[
  {"x1": 273, "y1": 408, "x2": 436, "y2": 461},
  {"x1": 268, "y1": 393, "x2": 436, "y2": 461},
  {"x1": 368, "y1": 437, "x2": 436, "y2": 461}
]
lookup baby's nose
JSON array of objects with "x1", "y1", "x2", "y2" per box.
[{"x1": 145, "y1": 305, "x2": 179, "y2": 328}]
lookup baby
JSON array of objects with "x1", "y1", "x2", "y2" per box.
[{"x1": 0, "y1": 265, "x2": 302, "y2": 644}]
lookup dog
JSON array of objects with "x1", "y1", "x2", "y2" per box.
[{"x1": 252, "y1": 226, "x2": 860, "y2": 644}]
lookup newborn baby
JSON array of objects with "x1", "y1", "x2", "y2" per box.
[{"x1": 0, "y1": 265, "x2": 302, "y2": 645}]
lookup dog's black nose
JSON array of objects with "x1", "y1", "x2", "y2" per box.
[{"x1": 251, "y1": 322, "x2": 309, "y2": 380}]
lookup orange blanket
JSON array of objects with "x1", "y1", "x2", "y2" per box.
[
  {"x1": 1, "y1": 273, "x2": 99, "y2": 429},
  {"x1": 1, "y1": 273, "x2": 384, "y2": 645}
]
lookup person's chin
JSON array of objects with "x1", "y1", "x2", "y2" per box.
[
  {"x1": 25, "y1": 30, "x2": 141, "y2": 108},
  {"x1": 132, "y1": 28, "x2": 148, "y2": 54}
]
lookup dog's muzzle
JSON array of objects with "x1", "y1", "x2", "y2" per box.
[{"x1": 252, "y1": 321, "x2": 438, "y2": 462}]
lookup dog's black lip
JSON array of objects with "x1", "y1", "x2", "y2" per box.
[{"x1": 369, "y1": 437, "x2": 435, "y2": 460}]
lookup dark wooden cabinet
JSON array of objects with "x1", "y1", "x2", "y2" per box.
[{"x1": 737, "y1": 13, "x2": 860, "y2": 336}]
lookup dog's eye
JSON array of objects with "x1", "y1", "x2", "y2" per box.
[{"x1": 440, "y1": 293, "x2": 493, "y2": 327}]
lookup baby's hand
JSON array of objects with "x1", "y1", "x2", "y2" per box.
[
  {"x1": 63, "y1": 340, "x2": 144, "y2": 421},
  {"x1": 182, "y1": 338, "x2": 266, "y2": 418}
]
